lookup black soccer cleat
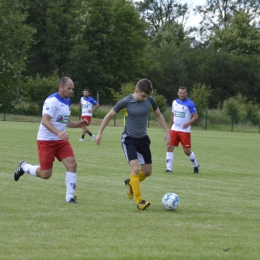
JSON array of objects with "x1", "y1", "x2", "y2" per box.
[
  {"x1": 67, "y1": 197, "x2": 77, "y2": 203},
  {"x1": 194, "y1": 164, "x2": 200, "y2": 174},
  {"x1": 164, "y1": 169, "x2": 172, "y2": 173},
  {"x1": 14, "y1": 161, "x2": 26, "y2": 181}
]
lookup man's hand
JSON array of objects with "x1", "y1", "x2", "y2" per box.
[
  {"x1": 77, "y1": 119, "x2": 89, "y2": 127},
  {"x1": 164, "y1": 131, "x2": 171, "y2": 143},
  {"x1": 95, "y1": 133, "x2": 102, "y2": 145},
  {"x1": 58, "y1": 131, "x2": 69, "y2": 141},
  {"x1": 182, "y1": 123, "x2": 189, "y2": 129}
]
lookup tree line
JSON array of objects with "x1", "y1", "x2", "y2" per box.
[{"x1": 1, "y1": 0, "x2": 260, "y2": 111}]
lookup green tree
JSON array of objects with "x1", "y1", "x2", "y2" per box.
[
  {"x1": 144, "y1": 22, "x2": 189, "y2": 105},
  {"x1": 70, "y1": 0, "x2": 148, "y2": 103},
  {"x1": 45, "y1": 0, "x2": 82, "y2": 77},
  {"x1": 211, "y1": 12, "x2": 260, "y2": 62},
  {"x1": 135, "y1": 0, "x2": 189, "y2": 36},
  {"x1": 180, "y1": 46, "x2": 260, "y2": 107},
  {"x1": 24, "y1": 0, "x2": 82, "y2": 78},
  {"x1": 194, "y1": 0, "x2": 260, "y2": 44},
  {"x1": 0, "y1": 0, "x2": 35, "y2": 101}
]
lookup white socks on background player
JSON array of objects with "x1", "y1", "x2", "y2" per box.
[
  {"x1": 189, "y1": 152, "x2": 199, "y2": 167},
  {"x1": 166, "y1": 151, "x2": 199, "y2": 171},
  {"x1": 22, "y1": 163, "x2": 39, "y2": 177},
  {"x1": 166, "y1": 152, "x2": 174, "y2": 171},
  {"x1": 65, "y1": 172, "x2": 77, "y2": 202}
]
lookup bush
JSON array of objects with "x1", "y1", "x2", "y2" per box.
[
  {"x1": 93, "y1": 105, "x2": 115, "y2": 119},
  {"x1": 189, "y1": 83, "x2": 212, "y2": 119},
  {"x1": 14, "y1": 102, "x2": 41, "y2": 116},
  {"x1": 245, "y1": 101, "x2": 260, "y2": 125},
  {"x1": 70, "y1": 104, "x2": 80, "y2": 118},
  {"x1": 224, "y1": 98, "x2": 242, "y2": 123}
]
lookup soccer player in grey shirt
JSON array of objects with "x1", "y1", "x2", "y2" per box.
[{"x1": 96, "y1": 78, "x2": 170, "y2": 210}]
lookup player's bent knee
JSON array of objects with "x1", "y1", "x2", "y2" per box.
[
  {"x1": 143, "y1": 169, "x2": 152, "y2": 176},
  {"x1": 167, "y1": 145, "x2": 174, "y2": 152},
  {"x1": 40, "y1": 171, "x2": 52, "y2": 179}
]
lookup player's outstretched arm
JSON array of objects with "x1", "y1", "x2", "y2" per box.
[
  {"x1": 67, "y1": 119, "x2": 89, "y2": 128},
  {"x1": 96, "y1": 109, "x2": 117, "y2": 145},
  {"x1": 154, "y1": 109, "x2": 171, "y2": 143}
]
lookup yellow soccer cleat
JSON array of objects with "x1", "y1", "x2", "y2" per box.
[
  {"x1": 124, "y1": 178, "x2": 133, "y2": 200},
  {"x1": 137, "y1": 200, "x2": 150, "y2": 210}
]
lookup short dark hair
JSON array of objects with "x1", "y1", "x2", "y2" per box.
[
  {"x1": 178, "y1": 86, "x2": 188, "y2": 92},
  {"x1": 136, "y1": 78, "x2": 153, "y2": 95},
  {"x1": 59, "y1": 77, "x2": 71, "y2": 88},
  {"x1": 83, "y1": 89, "x2": 89, "y2": 92}
]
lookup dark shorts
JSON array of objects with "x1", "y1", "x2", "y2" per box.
[{"x1": 121, "y1": 133, "x2": 152, "y2": 164}]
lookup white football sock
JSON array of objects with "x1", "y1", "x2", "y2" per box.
[
  {"x1": 188, "y1": 152, "x2": 199, "y2": 167},
  {"x1": 65, "y1": 172, "x2": 77, "y2": 202},
  {"x1": 22, "y1": 163, "x2": 39, "y2": 177},
  {"x1": 166, "y1": 152, "x2": 174, "y2": 171}
]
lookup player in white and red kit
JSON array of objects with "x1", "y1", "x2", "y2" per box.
[
  {"x1": 13, "y1": 77, "x2": 88, "y2": 203},
  {"x1": 165, "y1": 87, "x2": 200, "y2": 173},
  {"x1": 79, "y1": 89, "x2": 99, "y2": 142}
]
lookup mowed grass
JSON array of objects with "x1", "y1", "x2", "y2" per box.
[{"x1": 0, "y1": 121, "x2": 259, "y2": 260}]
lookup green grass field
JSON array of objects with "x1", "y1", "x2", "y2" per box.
[{"x1": 1, "y1": 121, "x2": 259, "y2": 260}]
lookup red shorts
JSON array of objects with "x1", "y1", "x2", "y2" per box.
[
  {"x1": 81, "y1": 115, "x2": 91, "y2": 126},
  {"x1": 37, "y1": 140, "x2": 75, "y2": 170},
  {"x1": 168, "y1": 130, "x2": 191, "y2": 148}
]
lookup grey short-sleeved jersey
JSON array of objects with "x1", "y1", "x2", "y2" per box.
[{"x1": 113, "y1": 94, "x2": 158, "y2": 138}]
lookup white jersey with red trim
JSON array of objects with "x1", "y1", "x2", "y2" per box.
[
  {"x1": 171, "y1": 98, "x2": 197, "y2": 133},
  {"x1": 80, "y1": 96, "x2": 98, "y2": 117},
  {"x1": 37, "y1": 92, "x2": 71, "y2": 141}
]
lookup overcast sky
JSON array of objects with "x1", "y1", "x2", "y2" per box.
[
  {"x1": 184, "y1": 0, "x2": 206, "y2": 5},
  {"x1": 132, "y1": 0, "x2": 207, "y2": 27},
  {"x1": 184, "y1": 0, "x2": 205, "y2": 27}
]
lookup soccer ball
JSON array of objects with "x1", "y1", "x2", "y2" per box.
[{"x1": 162, "y1": 193, "x2": 180, "y2": 211}]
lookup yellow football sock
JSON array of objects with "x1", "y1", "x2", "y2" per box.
[
  {"x1": 139, "y1": 169, "x2": 146, "y2": 182},
  {"x1": 130, "y1": 173, "x2": 142, "y2": 204}
]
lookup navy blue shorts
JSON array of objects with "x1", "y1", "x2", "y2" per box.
[{"x1": 121, "y1": 133, "x2": 152, "y2": 164}]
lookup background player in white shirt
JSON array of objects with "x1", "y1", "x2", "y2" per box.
[
  {"x1": 165, "y1": 87, "x2": 200, "y2": 173},
  {"x1": 79, "y1": 89, "x2": 99, "y2": 142},
  {"x1": 13, "y1": 77, "x2": 88, "y2": 203}
]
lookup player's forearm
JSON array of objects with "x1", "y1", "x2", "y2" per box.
[
  {"x1": 67, "y1": 120, "x2": 80, "y2": 128},
  {"x1": 42, "y1": 118, "x2": 60, "y2": 136},
  {"x1": 91, "y1": 103, "x2": 99, "y2": 113},
  {"x1": 189, "y1": 113, "x2": 198, "y2": 125},
  {"x1": 97, "y1": 114, "x2": 112, "y2": 135},
  {"x1": 156, "y1": 113, "x2": 169, "y2": 133},
  {"x1": 98, "y1": 109, "x2": 117, "y2": 134}
]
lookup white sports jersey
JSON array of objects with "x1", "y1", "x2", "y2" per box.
[
  {"x1": 80, "y1": 96, "x2": 98, "y2": 117},
  {"x1": 171, "y1": 98, "x2": 197, "y2": 133},
  {"x1": 37, "y1": 92, "x2": 71, "y2": 141}
]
